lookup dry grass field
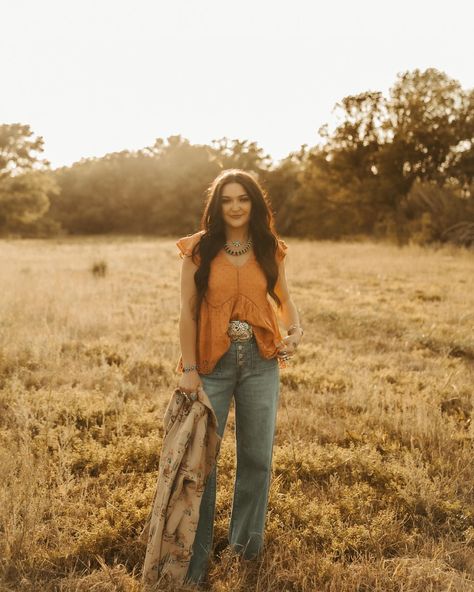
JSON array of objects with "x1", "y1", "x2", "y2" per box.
[{"x1": 0, "y1": 236, "x2": 473, "y2": 592}]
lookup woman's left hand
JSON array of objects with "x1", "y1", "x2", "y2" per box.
[{"x1": 277, "y1": 334, "x2": 300, "y2": 360}]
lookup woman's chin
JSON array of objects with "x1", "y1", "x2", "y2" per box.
[{"x1": 225, "y1": 217, "x2": 249, "y2": 227}]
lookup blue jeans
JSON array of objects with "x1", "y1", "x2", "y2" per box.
[{"x1": 184, "y1": 335, "x2": 280, "y2": 585}]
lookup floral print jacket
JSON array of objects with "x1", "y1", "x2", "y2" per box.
[{"x1": 139, "y1": 384, "x2": 221, "y2": 587}]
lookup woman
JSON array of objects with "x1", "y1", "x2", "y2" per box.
[{"x1": 175, "y1": 168, "x2": 303, "y2": 587}]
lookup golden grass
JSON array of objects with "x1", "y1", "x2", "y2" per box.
[{"x1": 0, "y1": 236, "x2": 473, "y2": 592}]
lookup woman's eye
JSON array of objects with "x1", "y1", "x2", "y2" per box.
[{"x1": 222, "y1": 196, "x2": 249, "y2": 204}]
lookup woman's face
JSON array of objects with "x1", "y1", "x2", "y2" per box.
[{"x1": 220, "y1": 182, "x2": 252, "y2": 231}]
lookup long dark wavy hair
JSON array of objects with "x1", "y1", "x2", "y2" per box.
[{"x1": 189, "y1": 169, "x2": 283, "y2": 320}]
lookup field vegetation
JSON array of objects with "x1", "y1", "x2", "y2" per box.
[{"x1": 1, "y1": 236, "x2": 473, "y2": 591}]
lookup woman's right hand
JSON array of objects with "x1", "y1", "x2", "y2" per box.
[{"x1": 177, "y1": 369, "x2": 203, "y2": 394}]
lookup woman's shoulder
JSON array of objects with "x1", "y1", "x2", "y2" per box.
[{"x1": 176, "y1": 230, "x2": 205, "y2": 260}]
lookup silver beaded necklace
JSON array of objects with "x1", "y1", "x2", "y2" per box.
[{"x1": 224, "y1": 236, "x2": 253, "y2": 256}]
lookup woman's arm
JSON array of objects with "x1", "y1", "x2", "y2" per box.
[
  {"x1": 275, "y1": 258, "x2": 301, "y2": 330},
  {"x1": 178, "y1": 255, "x2": 200, "y2": 372}
]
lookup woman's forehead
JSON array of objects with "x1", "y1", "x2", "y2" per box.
[{"x1": 221, "y1": 182, "x2": 247, "y2": 197}]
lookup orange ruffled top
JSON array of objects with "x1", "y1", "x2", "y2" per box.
[{"x1": 175, "y1": 230, "x2": 289, "y2": 375}]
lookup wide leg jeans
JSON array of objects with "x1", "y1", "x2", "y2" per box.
[{"x1": 184, "y1": 335, "x2": 280, "y2": 585}]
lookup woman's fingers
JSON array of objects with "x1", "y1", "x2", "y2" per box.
[{"x1": 177, "y1": 382, "x2": 202, "y2": 394}]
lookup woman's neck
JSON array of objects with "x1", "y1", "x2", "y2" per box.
[{"x1": 225, "y1": 227, "x2": 250, "y2": 243}]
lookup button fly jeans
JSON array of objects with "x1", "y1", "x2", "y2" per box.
[{"x1": 184, "y1": 335, "x2": 280, "y2": 586}]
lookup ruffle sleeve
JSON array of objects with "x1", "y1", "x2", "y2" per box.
[
  {"x1": 176, "y1": 230, "x2": 205, "y2": 265},
  {"x1": 276, "y1": 238, "x2": 288, "y2": 263}
]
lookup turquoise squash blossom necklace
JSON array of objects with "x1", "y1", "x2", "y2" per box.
[{"x1": 224, "y1": 236, "x2": 253, "y2": 256}]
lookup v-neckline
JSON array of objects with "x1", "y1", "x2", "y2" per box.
[{"x1": 220, "y1": 249, "x2": 255, "y2": 269}]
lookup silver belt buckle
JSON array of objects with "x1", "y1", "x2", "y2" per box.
[{"x1": 227, "y1": 320, "x2": 253, "y2": 341}]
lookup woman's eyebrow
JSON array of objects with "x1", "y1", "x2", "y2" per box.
[{"x1": 222, "y1": 193, "x2": 248, "y2": 198}]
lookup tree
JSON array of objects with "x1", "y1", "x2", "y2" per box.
[
  {"x1": 48, "y1": 135, "x2": 277, "y2": 235},
  {"x1": 304, "y1": 68, "x2": 474, "y2": 243},
  {"x1": 207, "y1": 137, "x2": 273, "y2": 172},
  {"x1": 0, "y1": 124, "x2": 58, "y2": 234},
  {"x1": 260, "y1": 146, "x2": 307, "y2": 235},
  {"x1": 384, "y1": 69, "x2": 473, "y2": 185}
]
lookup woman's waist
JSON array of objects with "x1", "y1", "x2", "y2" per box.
[{"x1": 227, "y1": 319, "x2": 254, "y2": 342}]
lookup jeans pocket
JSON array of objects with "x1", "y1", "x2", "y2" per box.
[{"x1": 253, "y1": 347, "x2": 278, "y2": 373}]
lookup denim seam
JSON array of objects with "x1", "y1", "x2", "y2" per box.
[{"x1": 204, "y1": 469, "x2": 217, "y2": 550}]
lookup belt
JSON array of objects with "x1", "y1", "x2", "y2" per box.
[{"x1": 227, "y1": 320, "x2": 254, "y2": 341}]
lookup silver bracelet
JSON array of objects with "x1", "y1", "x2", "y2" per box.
[{"x1": 183, "y1": 363, "x2": 198, "y2": 373}]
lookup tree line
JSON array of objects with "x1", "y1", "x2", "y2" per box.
[{"x1": 1, "y1": 68, "x2": 473, "y2": 247}]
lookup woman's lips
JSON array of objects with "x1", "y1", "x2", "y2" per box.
[{"x1": 230, "y1": 215, "x2": 243, "y2": 218}]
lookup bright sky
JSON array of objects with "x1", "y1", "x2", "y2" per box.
[{"x1": 2, "y1": 0, "x2": 473, "y2": 170}]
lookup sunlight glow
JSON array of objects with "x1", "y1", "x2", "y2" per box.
[{"x1": 1, "y1": 0, "x2": 473, "y2": 169}]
